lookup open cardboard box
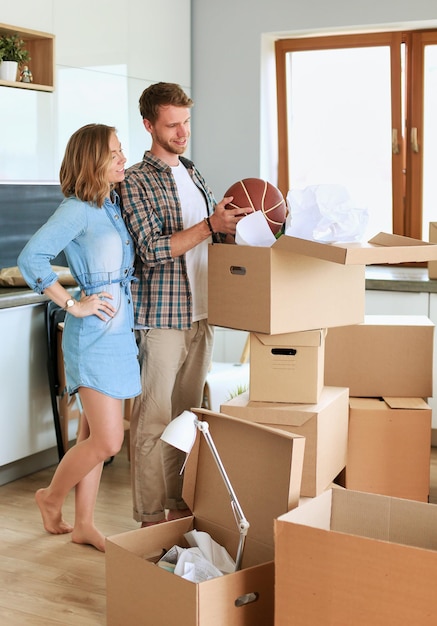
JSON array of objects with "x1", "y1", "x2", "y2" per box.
[
  {"x1": 275, "y1": 488, "x2": 437, "y2": 625},
  {"x1": 106, "y1": 409, "x2": 305, "y2": 626},
  {"x1": 249, "y1": 329, "x2": 326, "y2": 404},
  {"x1": 208, "y1": 232, "x2": 437, "y2": 334},
  {"x1": 221, "y1": 387, "x2": 348, "y2": 497},
  {"x1": 324, "y1": 315, "x2": 434, "y2": 397}
]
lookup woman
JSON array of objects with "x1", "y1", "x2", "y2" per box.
[{"x1": 18, "y1": 124, "x2": 141, "y2": 552}]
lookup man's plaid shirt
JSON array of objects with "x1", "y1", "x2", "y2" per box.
[{"x1": 120, "y1": 151, "x2": 216, "y2": 330}]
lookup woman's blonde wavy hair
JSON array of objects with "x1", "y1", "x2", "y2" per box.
[{"x1": 60, "y1": 123, "x2": 116, "y2": 208}]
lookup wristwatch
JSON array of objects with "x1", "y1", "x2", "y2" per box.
[{"x1": 64, "y1": 298, "x2": 75, "y2": 311}]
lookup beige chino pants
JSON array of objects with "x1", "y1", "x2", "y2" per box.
[{"x1": 130, "y1": 320, "x2": 214, "y2": 524}]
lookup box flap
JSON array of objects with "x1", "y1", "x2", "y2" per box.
[
  {"x1": 273, "y1": 231, "x2": 437, "y2": 265},
  {"x1": 220, "y1": 390, "x2": 320, "y2": 427},
  {"x1": 252, "y1": 328, "x2": 326, "y2": 348},
  {"x1": 183, "y1": 409, "x2": 305, "y2": 551},
  {"x1": 278, "y1": 488, "x2": 437, "y2": 548},
  {"x1": 383, "y1": 397, "x2": 430, "y2": 410}
]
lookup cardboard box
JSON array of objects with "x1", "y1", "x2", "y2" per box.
[
  {"x1": 220, "y1": 387, "x2": 348, "y2": 497},
  {"x1": 249, "y1": 329, "x2": 326, "y2": 404},
  {"x1": 275, "y1": 488, "x2": 437, "y2": 626},
  {"x1": 208, "y1": 232, "x2": 437, "y2": 334},
  {"x1": 106, "y1": 409, "x2": 305, "y2": 626},
  {"x1": 324, "y1": 315, "x2": 434, "y2": 397},
  {"x1": 344, "y1": 397, "x2": 432, "y2": 501},
  {"x1": 428, "y1": 221, "x2": 437, "y2": 279}
]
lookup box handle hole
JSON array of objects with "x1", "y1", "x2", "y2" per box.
[
  {"x1": 230, "y1": 265, "x2": 246, "y2": 276},
  {"x1": 271, "y1": 348, "x2": 297, "y2": 356},
  {"x1": 234, "y1": 592, "x2": 259, "y2": 607}
]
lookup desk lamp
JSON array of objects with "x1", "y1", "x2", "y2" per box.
[{"x1": 161, "y1": 410, "x2": 250, "y2": 571}]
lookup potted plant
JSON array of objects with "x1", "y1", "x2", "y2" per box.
[{"x1": 0, "y1": 33, "x2": 31, "y2": 81}]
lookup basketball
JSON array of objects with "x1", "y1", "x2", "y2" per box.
[{"x1": 224, "y1": 178, "x2": 287, "y2": 235}]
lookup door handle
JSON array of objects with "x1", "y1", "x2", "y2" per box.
[{"x1": 411, "y1": 127, "x2": 419, "y2": 153}]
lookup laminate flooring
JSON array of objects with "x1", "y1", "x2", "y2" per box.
[
  {"x1": 1, "y1": 444, "x2": 437, "y2": 625},
  {"x1": 0, "y1": 442, "x2": 136, "y2": 625}
]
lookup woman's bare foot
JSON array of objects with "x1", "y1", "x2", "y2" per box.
[
  {"x1": 72, "y1": 524, "x2": 106, "y2": 552},
  {"x1": 35, "y1": 488, "x2": 73, "y2": 534}
]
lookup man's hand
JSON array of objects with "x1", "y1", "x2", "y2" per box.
[{"x1": 209, "y1": 196, "x2": 253, "y2": 235}]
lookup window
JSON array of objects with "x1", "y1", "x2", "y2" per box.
[{"x1": 275, "y1": 31, "x2": 437, "y2": 242}]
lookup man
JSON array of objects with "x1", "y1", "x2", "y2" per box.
[{"x1": 120, "y1": 82, "x2": 250, "y2": 526}]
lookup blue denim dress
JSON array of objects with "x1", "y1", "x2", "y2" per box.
[{"x1": 18, "y1": 193, "x2": 141, "y2": 400}]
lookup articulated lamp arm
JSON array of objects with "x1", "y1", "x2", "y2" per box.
[{"x1": 195, "y1": 419, "x2": 250, "y2": 571}]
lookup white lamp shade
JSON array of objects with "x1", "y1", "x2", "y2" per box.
[{"x1": 160, "y1": 410, "x2": 198, "y2": 453}]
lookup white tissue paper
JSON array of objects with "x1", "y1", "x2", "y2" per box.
[
  {"x1": 286, "y1": 184, "x2": 369, "y2": 243},
  {"x1": 235, "y1": 210, "x2": 276, "y2": 247},
  {"x1": 157, "y1": 529, "x2": 237, "y2": 582},
  {"x1": 184, "y1": 529, "x2": 236, "y2": 574},
  {"x1": 173, "y1": 547, "x2": 224, "y2": 582}
]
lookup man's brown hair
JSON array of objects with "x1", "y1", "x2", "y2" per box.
[{"x1": 139, "y1": 82, "x2": 193, "y2": 123}]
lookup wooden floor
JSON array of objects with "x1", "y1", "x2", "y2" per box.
[
  {"x1": 1, "y1": 445, "x2": 437, "y2": 625},
  {"x1": 0, "y1": 442, "x2": 136, "y2": 625}
]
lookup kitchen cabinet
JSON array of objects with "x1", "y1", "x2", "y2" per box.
[
  {"x1": 0, "y1": 303, "x2": 55, "y2": 466},
  {"x1": 212, "y1": 327, "x2": 249, "y2": 363},
  {"x1": 0, "y1": 300, "x2": 79, "y2": 484},
  {"x1": 427, "y1": 294, "x2": 437, "y2": 433},
  {"x1": 365, "y1": 289, "x2": 429, "y2": 315}
]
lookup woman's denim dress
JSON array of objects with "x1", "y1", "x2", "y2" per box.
[{"x1": 18, "y1": 194, "x2": 141, "y2": 400}]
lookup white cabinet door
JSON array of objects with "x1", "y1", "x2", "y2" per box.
[
  {"x1": 427, "y1": 294, "x2": 437, "y2": 429},
  {"x1": 212, "y1": 327, "x2": 249, "y2": 363},
  {"x1": 0, "y1": 304, "x2": 55, "y2": 465},
  {"x1": 365, "y1": 290, "x2": 429, "y2": 315}
]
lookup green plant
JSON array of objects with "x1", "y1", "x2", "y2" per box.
[
  {"x1": 0, "y1": 33, "x2": 30, "y2": 64},
  {"x1": 226, "y1": 383, "x2": 249, "y2": 401}
]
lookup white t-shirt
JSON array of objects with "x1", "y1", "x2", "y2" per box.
[{"x1": 172, "y1": 163, "x2": 210, "y2": 322}]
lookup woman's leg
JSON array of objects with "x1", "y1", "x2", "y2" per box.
[
  {"x1": 71, "y1": 404, "x2": 104, "y2": 551},
  {"x1": 35, "y1": 388, "x2": 124, "y2": 551}
]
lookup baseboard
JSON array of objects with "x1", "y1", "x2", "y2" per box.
[
  {"x1": 0, "y1": 436, "x2": 129, "y2": 487},
  {"x1": 0, "y1": 446, "x2": 59, "y2": 487}
]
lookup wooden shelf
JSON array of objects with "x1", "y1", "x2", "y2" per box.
[{"x1": 0, "y1": 23, "x2": 54, "y2": 92}]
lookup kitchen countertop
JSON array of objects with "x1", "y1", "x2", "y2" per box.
[
  {"x1": 364, "y1": 266, "x2": 437, "y2": 293},
  {"x1": 0, "y1": 287, "x2": 49, "y2": 309},
  {"x1": 0, "y1": 286, "x2": 79, "y2": 310},
  {"x1": 1, "y1": 266, "x2": 436, "y2": 310}
]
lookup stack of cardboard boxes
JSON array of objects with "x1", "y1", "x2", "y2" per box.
[
  {"x1": 212, "y1": 233, "x2": 437, "y2": 501},
  {"x1": 106, "y1": 232, "x2": 437, "y2": 626},
  {"x1": 208, "y1": 232, "x2": 437, "y2": 625},
  {"x1": 324, "y1": 315, "x2": 433, "y2": 502},
  {"x1": 219, "y1": 328, "x2": 349, "y2": 500},
  {"x1": 272, "y1": 228, "x2": 437, "y2": 625}
]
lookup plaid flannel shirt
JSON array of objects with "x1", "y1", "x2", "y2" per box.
[{"x1": 120, "y1": 151, "x2": 217, "y2": 330}]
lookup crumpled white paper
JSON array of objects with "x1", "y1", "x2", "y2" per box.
[
  {"x1": 285, "y1": 184, "x2": 369, "y2": 243},
  {"x1": 235, "y1": 210, "x2": 276, "y2": 247},
  {"x1": 157, "y1": 530, "x2": 236, "y2": 582},
  {"x1": 184, "y1": 529, "x2": 236, "y2": 574},
  {"x1": 174, "y1": 547, "x2": 223, "y2": 582}
]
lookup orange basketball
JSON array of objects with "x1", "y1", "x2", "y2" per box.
[{"x1": 224, "y1": 178, "x2": 286, "y2": 235}]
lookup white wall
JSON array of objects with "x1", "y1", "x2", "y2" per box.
[
  {"x1": 191, "y1": 0, "x2": 437, "y2": 200},
  {"x1": 6, "y1": 1, "x2": 437, "y2": 192},
  {"x1": 0, "y1": 0, "x2": 191, "y2": 181}
]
